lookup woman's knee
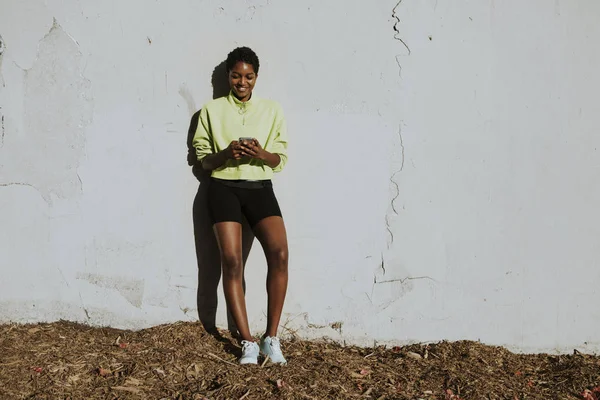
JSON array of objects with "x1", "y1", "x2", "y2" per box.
[
  {"x1": 267, "y1": 247, "x2": 288, "y2": 270},
  {"x1": 221, "y1": 252, "x2": 244, "y2": 280}
]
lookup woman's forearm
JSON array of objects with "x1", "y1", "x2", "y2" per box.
[
  {"x1": 202, "y1": 147, "x2": 280, "y2": 171},
  {"x1": 260, "y1": 150, "x2": 281, "y2": 169},
  {"x1": 201, "y1": 150, "x2": 229, "y2": 171}
]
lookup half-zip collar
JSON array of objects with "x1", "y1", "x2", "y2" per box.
[{"x1": 228, "y1": 90, "x2": 255, "y2": 112}]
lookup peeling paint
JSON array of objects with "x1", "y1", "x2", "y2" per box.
[
  {"x1": 76, "y1": 272, "x2": 145, "y2": 308},
  {"x1": 0, "y1": 19, "x2": 92, "y2": 203},
  {"x1": 330, "y1": 321, "x2": 343, "y2": 334},
  {"x1": 0, "y1": 300, "x2": 147, "y2": 328},
  {"x1": 0, "y1": 34, "x2": 5, "y2": 87},
  {"x1": 1, "y1": 113, "x2": 4, "y2": 147},
  {"x1": 302, "y1": 313, "x2": 328, "y2": 330}
]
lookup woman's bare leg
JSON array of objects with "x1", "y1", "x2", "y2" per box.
[
  {"x1": 252, "y1": 216, "x2": 289, "y2": 337},
  {"x1": 213, "y1": 221, "x2": 253, "y2": 342}
]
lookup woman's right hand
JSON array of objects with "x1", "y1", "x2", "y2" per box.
[
  {"x1": 202, "y1": 141, "x2": 242, "y2": 171},
  {"x1": 225, "y1": 140, "x2": 244, "y2": 160}
]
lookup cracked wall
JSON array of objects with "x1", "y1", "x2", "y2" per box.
[
  {"x1": 1, "y1": 0, "x2": 599, "y2": 354},
  {"x1": 0, "y1": 34, "x2": 5, "y2": 149},
  {"x1": 76, "y1": 272, "x2": 145, "y2": 309},
  {"x1": 0, "y1": 20, "x2": 92, "y2": 203},
  {"x1": 377, "y1": 0, "x2": 412, "y2": 307},
  {"x1": 0, "y1": 33, "x2": 5, "y2": 88}
]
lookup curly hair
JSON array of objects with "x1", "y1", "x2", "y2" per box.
[{"x1": 225, "y1": 47, "x2": 260, "y2": 74}]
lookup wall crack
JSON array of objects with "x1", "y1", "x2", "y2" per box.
[
  {"x1": 384, "y1": 215, "x2": 394, "y2": 248},
  {"x1": 392, "y1": 0, "x2": 411, "y2": 55},
  {"x1": 390, "y1": 124, "x2": 405, "y2": 215},
  {"x1": 376, "y1": 276, "x2": 436, "y2": 285},
  {"x1": 384, "y1": 0, "x2": 411, "y2": 250},
  {"x1": 79, "y1": 292, "x2": 90, "y2": 320},
  {"x1": 1, "y1": 182, "x2": 38, "y2": 189}
]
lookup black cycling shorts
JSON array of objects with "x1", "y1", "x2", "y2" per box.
[{"x1": 207, "y1": 178, "x2": 283, "y2": 227}]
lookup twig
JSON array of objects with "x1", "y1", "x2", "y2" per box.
[
  {"x1": 261, "y1": 355, "x2": 270, "y2": 367},
  {"x1": 0, "y1": 361, "x2": 21, "y2": 366},
  {"x1": 239, "y1": 389, "x2": 251, "y2": 400},
  {"x1": 207, "y1": 352, "x2": 237, "y2": 366}
]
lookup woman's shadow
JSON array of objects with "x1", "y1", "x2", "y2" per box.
[{"x1": 187, "y1": 61, "x2": 255, "y2": 339}]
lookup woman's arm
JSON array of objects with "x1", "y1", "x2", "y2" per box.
[
  {"x1": 262, "y1": 152, "x2": 281, "y2": 169},
  {"x1": 240, "y1": 142, "x2": 281, "y2": 169},
  {"x1": 201, "y1": 143, "x2": 241, "y2": 171},
  {"x1": 239, "y1": 139, "x2": 284, "y2": 170},
  {"x1": 267, "y1": 104, "x2": 288, "y2": 172},
  {"x1": 193, "y1": 107, "x2": 244, "y2": 171},
  {"x1": 239, "y1": 104, "x2": 288, "y2": 171}
]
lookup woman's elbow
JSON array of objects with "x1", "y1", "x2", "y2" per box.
[
  {"x1": 200, "y1": 158, "x2": 213, "y2": 171},
  {"x1": 272, "y1": 155, "x2": 287, "y2": 173}
]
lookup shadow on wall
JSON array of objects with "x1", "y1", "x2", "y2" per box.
[{"x1": 187, "y1": 61, "x2": 255, "y2": 337}]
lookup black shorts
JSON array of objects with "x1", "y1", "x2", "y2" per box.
[{"x1": 207, "y1": 178, "x2": 283, "y2": 227}]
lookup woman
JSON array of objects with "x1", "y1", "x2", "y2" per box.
[{"x1": 192, "y1": 47, "x2": 289, "y2": 365}]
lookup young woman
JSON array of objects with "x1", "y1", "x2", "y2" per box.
[{"x1": 192, "y1": 47, "x2": 289, "y2": 365}]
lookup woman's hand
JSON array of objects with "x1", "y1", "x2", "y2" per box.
[
  {"x1": 240, "y1": 138, "x2": 281, "y2": 169},
  {"x1": 225, "y1": 140, "x2": 244, "y2": 160},
  {"x1": 239, "y1": 138, "x2": 267, "y2": 160},
  {"x1": 201, "y1": 140, "x2": 243, "y2": 170}
]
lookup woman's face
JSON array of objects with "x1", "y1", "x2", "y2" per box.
[{"x1": 229, "y1": 62, "x2": 257, "y2": 102}]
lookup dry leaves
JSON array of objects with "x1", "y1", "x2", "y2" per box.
[{"x1": 0, "y1": 321, "x2": 599, "y2": 399}]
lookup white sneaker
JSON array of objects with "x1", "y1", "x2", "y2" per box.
[
  {"x1": 260, "y1": 336, "x2": 287, "y2": 365},
  {"x1": 239, "y1": 340, "x2": 259, "y2": 365}
]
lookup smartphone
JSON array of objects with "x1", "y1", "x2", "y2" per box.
[{"x1": 239, "y1": 137, "x2": 254, "y2": 144}]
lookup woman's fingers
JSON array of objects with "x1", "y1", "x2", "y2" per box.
[{"x1": 240, "y1": 143, "x2": 258, "y2": 157}]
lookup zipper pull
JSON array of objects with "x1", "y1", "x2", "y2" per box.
[{"x1": 238, "y1": 103, "x2": 247, "y2": 125}]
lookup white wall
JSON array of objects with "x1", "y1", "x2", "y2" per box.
[{"x1": 1, "y1": 0, "x2": 599, "y2": 354}]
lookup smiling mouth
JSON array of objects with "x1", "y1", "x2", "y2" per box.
[{"x1": 236, "y1": 87, "x2": 249, "y2": 92}]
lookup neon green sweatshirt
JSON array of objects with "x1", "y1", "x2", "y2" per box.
[{"x1": 192, "y1": 91, "x2": 288, "y2": 180}]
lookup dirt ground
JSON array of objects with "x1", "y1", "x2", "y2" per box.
[{"x1": 1, "y1": 321, "x2": 599, "y2": 400}]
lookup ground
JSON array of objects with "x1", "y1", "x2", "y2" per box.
[{"x1": 1, "y1": 321, "x2": 599, "y2": 399}]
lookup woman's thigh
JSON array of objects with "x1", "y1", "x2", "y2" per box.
[
  {"x1": 207, "y1": 180, "x2": 243, "y2": 225},
  {"x1": 241, "y1": 186, "x2": 282, "y2": 228},
  {"x1": 252, "y1": 216, "x2": 288, "y2": 262}
]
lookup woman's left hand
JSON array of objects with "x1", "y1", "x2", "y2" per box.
[{"x1": 240, "y1": 138, "x2": 267, "y2": 160}]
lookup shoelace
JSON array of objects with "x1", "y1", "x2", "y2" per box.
[{"x1": 241, "y1": 340, "x2": 255, "y2": 352}]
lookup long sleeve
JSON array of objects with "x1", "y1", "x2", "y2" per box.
[
  {"x1": 193, "y1": 94, "x2": 287, "y2": 180},
  {"x1": 192, "y1": 107, "x2": 213, "y2": 162},
  {"x1": 269, "y1": 104, "x2": 288, "y2": 173}
]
